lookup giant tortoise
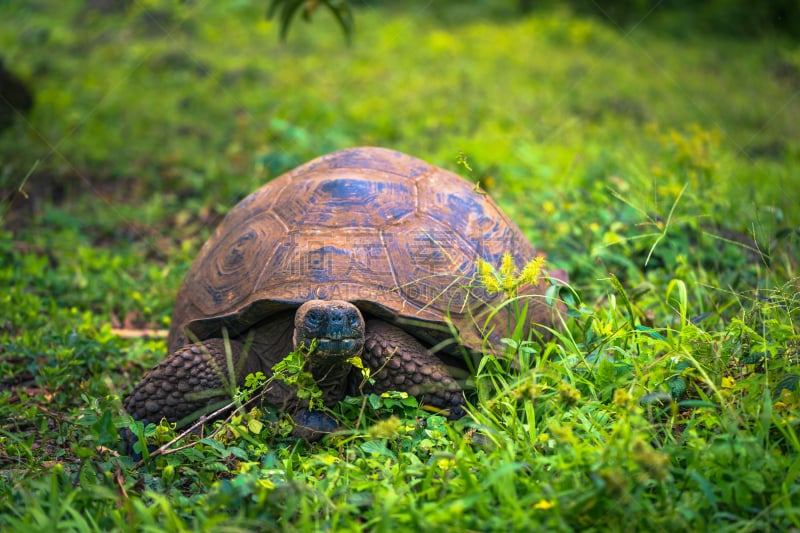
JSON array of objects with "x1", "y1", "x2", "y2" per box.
[{"x1": 124, "y1": 147, "x2": 566, "y2": 435}]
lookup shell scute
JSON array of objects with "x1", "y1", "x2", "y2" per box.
[{"x1": 273, "y1": 172, "x2": 417, "y2": 229}]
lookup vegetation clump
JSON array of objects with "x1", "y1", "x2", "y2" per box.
[{"x1": 1, "y1": 1, "x2": 798, "y2": 530}]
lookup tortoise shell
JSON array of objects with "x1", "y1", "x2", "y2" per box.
[{"x1": 169, "y1": 147, "x2": 563, "y2": 354}]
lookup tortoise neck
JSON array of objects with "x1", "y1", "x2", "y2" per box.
[{"x1": 307, "y1": 357, "x2": 353, "y2": 404}]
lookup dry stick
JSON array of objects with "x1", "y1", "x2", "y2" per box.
[
  {"x1": 114, "y1": 464, "x2": 129, "y2": 499},
  {"x1": 111, "y1": 328, "x2": 168, "y2": 339},
  {"x1": 133, "y1": 339, "x2": 381, "y2": 466},
  {"x1": 354, "y1": 395, "x2": 369, "y2": 432},
  {"x1": 132, "y1": 384, "x2": 276, "y2": 468}
]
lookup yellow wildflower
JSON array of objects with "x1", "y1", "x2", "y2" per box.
[
  {"x1": 368, "y1": 416, "x2": 402, "y2": 439},
  {"x1": 632, "y1": 440, "x2": 670, "y2": 482},
  {"x1": 236, "y1": 461, "x2": 259, "y2": 474},
  {"x1": 256, "y1": 479, "x2": 275, "y2": 490},
  {"x1": 558, "y1": 383, "x2": 581, "y2": 406},
  {"x1": 613, "y1": 388, "x2": 634, "y2": 408},
  {"x1": 476, "y1": 258, "x2": 493, "y2": 278},
  {"x1": 436, "y1": 457, "x2": 456, "y2": 471},
  {"x1": 592, "y1": 319, "x2": 614, "y2": 337},
  {"x1": 477, "y1": 258, "x2": 502, "y2": 294},
  {"x1": 502, "y1": 269, "x2": 517, "y2": 294},
  {"x1": 519, "y1": 256, "x2": 545, "y2": 285},
  {"x1": 534, "y1": 499, "x2": 556, "y2": 510},
  {"x1": 500, "y1": 252, "x2": 516, "y2": 278},
  {"x1": 478, "y1": 253, "x2": 548, "y2": 296}
]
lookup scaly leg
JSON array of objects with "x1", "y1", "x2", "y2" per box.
[
  {"x1": 124, "y1": 338, "x2": 253, "y2": 425},
  {"x1": 356, "y1": 320, "x2": 466, "y2": 417}
]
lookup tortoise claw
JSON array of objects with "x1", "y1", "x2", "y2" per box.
[
  {"x1": 119, "y1": 425, "x2": 157, "y2": 461},
  {"x1": 291, "y1": 408, "x2": 339, "y2": 441}
]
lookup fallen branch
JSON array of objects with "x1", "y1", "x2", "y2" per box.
[{"x1": 111, "y1": 328, "x2": 168, "y2": 339}]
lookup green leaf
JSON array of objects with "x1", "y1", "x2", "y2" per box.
[
  {"x1": 774, "y1": 373, "x2": 800, "y2": 396},
  {"x1": 667, "y1": 376, "x2": 687, "y2": 399},
  {"x1": 359, "y1": 440, "x2": 395, "y2": 458},
  {"x1": 607, "y1": 273, "x2": 633, "y2": 321},
  {"x1": 328, "y1": 1, "x2": 354, "y2": 44},
  {"x1": 634, "y1": 325, "x2": 667, "y2": 342},
  {"x1": 247, "y1": 418, "x2": 264, "y2": 434},
  {"x1": 266, "y1": 0, "x2": 354, "y2": 43}
]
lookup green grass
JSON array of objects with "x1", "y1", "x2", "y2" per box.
[{"x1": 1, "y1": 0, "x2": 799, "y2": 530}]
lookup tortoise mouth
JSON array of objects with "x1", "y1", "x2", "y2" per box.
[{"x1": 309, "y1": 337, "x2": 364, "y2": 358}]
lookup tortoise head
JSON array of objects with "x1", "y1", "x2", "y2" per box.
[{"x1": 293, "y1": 300, "x2": 365, "y2": 360}]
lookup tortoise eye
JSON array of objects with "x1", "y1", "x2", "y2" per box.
[
  {"x1": 347, "y1": 311, "x2": 361, "y2": 329},
  {"x1": 305, "y1": 310, "x2": 324, "y2": 328}
]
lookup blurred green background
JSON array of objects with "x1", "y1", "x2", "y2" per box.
[
  {"x1": 1, "y1": 0, "x2": 798, "y2": 320},
  {"x1": 1, "y1": 2, "x2": 799, "y2": 530}
]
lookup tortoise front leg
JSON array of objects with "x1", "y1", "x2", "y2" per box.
[
  {"x1": 357, "y1": 320, "x2": 467, "y2": 417},
  {"x1": 124, "y1": 338, "x2": 252, "y2": 426}
]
